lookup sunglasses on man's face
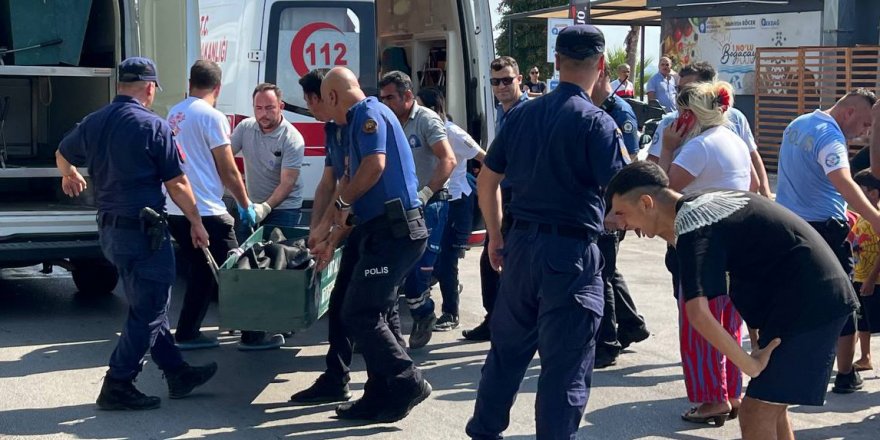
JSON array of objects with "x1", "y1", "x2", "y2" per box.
[{"x1": 490, "y1": 77, "x2": 516, "y2": 86}]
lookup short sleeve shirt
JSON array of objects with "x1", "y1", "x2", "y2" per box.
[
  {"x1": 675, "y1": 190, "x2": 858, "y2": 339},
  {"x1": 445, "y1": 120, "x2": 481, "y2": 199},
  {"x1": 646, "y1": 73, "x2": 678, "y2": 111},
  {"x1": 484, "y1": 82, "x2": 627, "y2": 234},
  {"x1": 58, "y1": 95, "x2": 182, "y2": 218},
  {"x1": 775, "y1": 110, "x2": 850, "y2": 222},
  {"x1": 230, "y1": 118, "x2": 305, "y2": 210},
  {"x1": 323, "y1": 122, "x2": 349, "y2": 180},
  {"x1": 164, "y1": 97, "x2": 231, "y2": 217},
  {"x1": 524, "y1": 80, "x2": 547, "y2": 95},
  {"x1": 403, "y1": 103, "x2": 447, "y2": 188},
  {"x1": 606, "y1": 95, "x2": 640, "y2": 155},
  {"x1": 648, "y1": 107, "x2": 758, "y2": 159},
  {"x1": 672, "y1": 126, "x2": 753, "y2": 194},
  {"x1": 346, "y1": 97, "x2": 420, "y2": 222}
]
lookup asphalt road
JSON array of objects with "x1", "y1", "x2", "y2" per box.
[{"x1": 1, "y1": 236, "x2": 879, "y2": 439}]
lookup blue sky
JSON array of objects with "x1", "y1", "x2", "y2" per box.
[{"x1": 488, "y1": 1, "x2": 662, "y2": 71}]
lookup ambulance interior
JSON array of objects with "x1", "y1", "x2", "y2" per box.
[
  {"x1": 0, "y1": 0, "x2": 117, "y2": 208},
  {"x1": 376, "y1": 0, "x2": 469, "y2": 132}
]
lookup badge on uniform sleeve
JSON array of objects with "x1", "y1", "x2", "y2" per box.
[
  {"x1": 623, "y1": 121, "x2": 635, "y2": 134},
  {"x1": 363, "y1": 119, "x2": 378, "y2": 134}
]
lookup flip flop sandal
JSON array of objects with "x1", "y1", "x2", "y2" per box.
[
  {"x1": 853, "y1": 360, "x2": 873, "y2": 372},
  {"x1": 681, "y1": 406, "x2": 731, "y2": 427}
]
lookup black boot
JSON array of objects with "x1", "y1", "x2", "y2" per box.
[
  {"x1": 290, "y1": 374, "x2": 352, "y2": 405},
  {"x1": 96, "y1": 377, "x2": 161, "y2": 411},
  {"x1": 462, "y1": 319, "x2": 491, "y2": 341},
  {"x1": 165, "y1": 362, "x2": 218, "y2": 399},
  {"x1": 375, "y1": 378, "x2": 432, "y2": 423}
]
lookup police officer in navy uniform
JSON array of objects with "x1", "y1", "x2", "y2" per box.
[
  {"x1": 466, "y1": 26, "x2": 626, "y2": 439},
  {"x1": 591, "y1": 64, "x2": 650, "y2": 368},
  {"x1": 310, "y1": 67, "x2": 431, "y2": 422},
  {"x1": 55, "y1": 57, "x2": 218, "y2": 410}
]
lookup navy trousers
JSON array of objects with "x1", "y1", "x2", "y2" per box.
[
  {"x1": 467, "y1": 226, "x2": 603, "y2": 439},
  {"x1": 98, "y1": 217, "x2": 184, "y2": 381}
]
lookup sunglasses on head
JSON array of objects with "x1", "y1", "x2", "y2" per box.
[{"x1": 490, "y1": 77, "x2": 516, "y2": 86}]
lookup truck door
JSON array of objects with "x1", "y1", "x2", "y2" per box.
[
  {"x1": 470, "y1": 0, "x2": 496, "y2": 146},
  {"x1": 262, "y1": 1, "x2": 377, "y2": 205}
]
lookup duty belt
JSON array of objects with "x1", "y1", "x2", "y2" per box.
[
  {"x1": 97, "y1": 212, "x2": 142, "y2": 230},
  {"x1": 511, "y1": 219, "x2": 596, "y2": 241}
]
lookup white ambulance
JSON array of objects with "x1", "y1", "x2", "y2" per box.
[
  {"x1": 0, "y1": 0, "x2": 200, "y2": 294},
  {"x1": 198, "y1": 0, "x2": 498, "y2": 216}
]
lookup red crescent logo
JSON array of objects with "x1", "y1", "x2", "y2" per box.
[{"x1": 290, "y1": 22, "x2": 342, "y2": 77}]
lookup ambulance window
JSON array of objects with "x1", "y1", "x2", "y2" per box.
[{"x1": 267, "y1": 4, "x2": 374, "y2": 116}]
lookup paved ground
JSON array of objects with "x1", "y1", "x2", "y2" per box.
[{"x1": 1, "y1": 236, "x2": 879, "y2": 439}]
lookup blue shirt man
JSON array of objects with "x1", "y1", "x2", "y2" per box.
[
  {"x1": 606, "y1": 94, "x2": 640, "y2": 156},
  {"x1": 324, "y1": 121, "x2": 349, "y2": 180},
  {"x1": 55, "y1": 57, "x2": 215, "y2": 410},
  {"x1": 495, "y1": 91, "x2": 529, "y2": 136},
  {"x1": 467, "y1": 25, "x2": 627, "y2": 440},
  {"x1": 776, "y1": 110, "x2": 850, "y2": 222},
  {"x1": 345, "y1": 97, "x2": 420, "y2": 222},
  {"x1": 312, "y1": 68, "x2": 431, "y2": 421},
  {"x1": 647, "y1": 58, "x2": 677, "y2": 111}
]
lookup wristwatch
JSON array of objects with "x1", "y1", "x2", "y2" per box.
[{"x1": 334, "y1": 195, "x2": 351, "y2": 211}]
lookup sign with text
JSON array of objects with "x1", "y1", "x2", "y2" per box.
[
  {"x1": 547, "y1": 18, "x2": 574, "y2": 63},
  {"x1": 662, "y1": 11, "x2": 821, "y2": 94},
  {"x1": 569, "y1": 0, "x2": 590, "y2": 24}
]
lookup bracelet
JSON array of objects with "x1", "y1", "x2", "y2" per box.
[{"x1": 335, "y1": 195, "x2": 352, "y2": 210}]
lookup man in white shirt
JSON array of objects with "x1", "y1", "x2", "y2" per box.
[{"x1": 165, "y1": 60, "x2": 271, "y2": 350}]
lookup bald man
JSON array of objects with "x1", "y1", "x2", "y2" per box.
[
  {"x1": 647, "y1": 56, "x2": 677, "y2": 111},
  {"x1": 309, "y1": 67, "x2": 431, "y2": 422}
]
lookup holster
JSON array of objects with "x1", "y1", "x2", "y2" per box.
[
  {"x1": 384, "y1": 198, "x2": 428, "y2": 240},
  {"x1": 139, "y1": 207, "x2": 168, "y2": 251}
]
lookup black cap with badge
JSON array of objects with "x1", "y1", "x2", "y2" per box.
[
  {"x1": 555, "y1": 25, "x2": 605, "y2": 60},
  {"x1": 118, "y1": 56, "x2": 162, "y2": 90}
]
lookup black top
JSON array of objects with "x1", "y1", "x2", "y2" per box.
[
  {"x1": 58, "y1": 95, "x2": 183, "y2": 218},
  {"x1": 524, "y1": 80, "x2": 547, "y2": 94},
  {"x1": 675, "y1": 191, "x2": 858, "y2": 339}
]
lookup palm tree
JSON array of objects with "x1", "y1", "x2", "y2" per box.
[{"x1": 605, "y1": 45, "x2": 653, "y2": 98}]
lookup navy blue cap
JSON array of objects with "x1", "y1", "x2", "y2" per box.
[
  {"x1": 555, "y1": 25, "x2": 605, "y2": 60},
  {"x1": 118, "y1": 57, "x2": 161, "y2": 88}
]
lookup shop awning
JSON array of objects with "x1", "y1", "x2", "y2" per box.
[{"x1": 503, "y1": 0, "x2": 661, "y2": 27}]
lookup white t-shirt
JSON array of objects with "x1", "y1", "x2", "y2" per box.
[
  {"x1": 610, "y1": 79, "x2": 635, "y2": 97},
  {"x1": 165, "y1": 97, "x2": 231, "y2": 216},
  {"x1": 446, "y1": 121, "x2": 481, "y2": 200},
  {"x1": 673, "y1": 126, "x2": 752, "y2": 195}
]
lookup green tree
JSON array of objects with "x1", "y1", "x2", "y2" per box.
[
  {"x1": 605, "y1": 45, "x2": 653, "y2": 97},
  {"x1": 494, "y1": 0, "x2": 567, "y2": 80}
]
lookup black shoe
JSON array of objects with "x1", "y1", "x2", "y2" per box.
[
  {"x1": 618, "y1": 326, "x2": 650, "y2": 350},
  {"x1": 462, "y1": 320, "x2": 491, "y2": 341},
  {"x1": 375, "y1": 379, "x2": 433, "y2": 423},
  {"x1": 594, "y1": 350, "x2": 619, "y2": 369},
  {"x1": 96, "y1": 377, "x2": 161, "y2": 411},
  {"x1": 832, "y1": 369, "x2": 864, "y2": 394},
  {"x1": 165, "y1": 362, "x2": 218, "y2": 399},
  {"x1": 433, "y1": 313, "x2": 460, "y2": 332},
  {"x1": 290, "y1": 374, "x2": 352, "y2": 405},
  {"x1": 409, "y1": 313, "x2": 437, "y2": 349}
]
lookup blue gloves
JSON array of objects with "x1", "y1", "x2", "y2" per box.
[{"x1": 237, "y1": 203, "x2": 257, "y2": 228}]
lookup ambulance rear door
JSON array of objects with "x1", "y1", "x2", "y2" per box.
[{"x1": 262, "y1": 0, "x2": 377, "y2": 208}]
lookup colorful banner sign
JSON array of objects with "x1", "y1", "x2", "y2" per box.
[{"x1": 662, "y1": 11, "x2": 821, "y2": 94}]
